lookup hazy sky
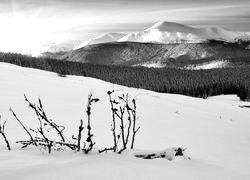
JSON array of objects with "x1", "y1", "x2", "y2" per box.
[{"x1": 1, "y1": 0, "x2": 250, "y2": 54}]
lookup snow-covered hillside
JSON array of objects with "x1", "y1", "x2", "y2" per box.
[
  {"x1": 47, "y1": 40, "x2": 82, "y2": 53},
  {"x1": 0, "y1": 62, "x2": 250, "y2": 180},
  {"x1": 119, "y1": 21, "x2": 249, "y2": 43},
  {"x1": 74, "y1": 33, "x2": 125, "y2": 50}
]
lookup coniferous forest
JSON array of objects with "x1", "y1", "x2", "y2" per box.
[{"x1": 0, "y1": 52, "x2": 249, "y2": 100}]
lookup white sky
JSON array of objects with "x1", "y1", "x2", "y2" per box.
[{"x1": 0, "y1": 0, "x2": 250, "y2": 55}]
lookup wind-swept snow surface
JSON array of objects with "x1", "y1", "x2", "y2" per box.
[{"x1": 0, "y1": 62, "x2": 250, "y2": 180}]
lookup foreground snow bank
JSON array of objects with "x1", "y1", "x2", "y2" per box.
[
  {"x1": 0, "y1": 62, "x2": 250, "y2": 180},
  {"x1": 0, "y1": 149, "x2": 245, "y2": 180}
]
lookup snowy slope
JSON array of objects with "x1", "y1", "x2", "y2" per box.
[
  {"x1": 119, "y1": 21, "x2": 249, "y2": 43},
  {"x1": 47, "y1": 40, "x2": 82, "y2": 53},
  {"x1": 184, "y1": 60, "x2": 230, "y2": 70},
  {"x1": 74, "y1": 33, "x2": 125, "y2": 50},
  {"x1": 0, "y1": 62, "x2": 250, "y2": 180}
]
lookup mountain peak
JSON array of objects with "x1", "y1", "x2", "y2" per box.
[
  {"x1": 96, "y1": 32, "x2": 125, "y2": 39},
  {"x1": 146, "y1": 21, "x2": 196, "y2": 32}
]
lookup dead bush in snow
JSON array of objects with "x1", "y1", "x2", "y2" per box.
[
  {"x1": 0, "y1": 115, "x2": 11, "y2": 150},
  {"x1": 8, "y1": 91, "x2": 139, "y2": 154},
  {"x1": 10, "y1": 93, "x2": 100, "y2": 154},
  {"x1": 72, "y1": 119, "x2": 84, "y2": 152},
  {"x1": 83, "y1": 93, "x2": 99, "y2": 154},
  {"x1": 99, "y1": 91, "x2": 140, "y2": 154},
  {"x1": 71, "y1": 93, "x2": 100, "y2": 154},
  {"x1": 11, "y1": 95, "x2": 77, "y2": 153}
]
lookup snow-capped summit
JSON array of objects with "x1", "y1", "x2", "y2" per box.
[
  {"x1": 146, "y1": 21, "x2": 198, "y2": 33},
  {"x1": 119, "y1": 22, "x2": 202, "y2": 43},
  {"x1": 74, "y1": 33, "x2": 125, "y2": 50},
  {"x1": 119, "y1": 21, "x2": 250, "y2": 44}
]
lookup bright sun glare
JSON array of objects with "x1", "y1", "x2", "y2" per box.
[{"x1": 0, "y1": 14, "x2": 67, "y2": 56}]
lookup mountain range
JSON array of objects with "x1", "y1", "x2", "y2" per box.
[
  {"x1": 43, "y1": 21, "x2": 250, "y2": 68},
  {"x1": 60, "y1": 41, "x2": 250, "y2": 66}
]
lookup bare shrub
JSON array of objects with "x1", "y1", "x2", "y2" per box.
[
  {"x1": 0, "y1": 115, "x2": 11, "y2": 150},
  {"x1": 72, "y1": 119, "x2": 84, "y2": 152},
  {"x1": 83, "y1": 93, "x2": 99, "y2": 154},
  {"x1": 9, "y1": 91, "x2": 139, "y2": 154},
  {"x1": 11, "y1": 95, "x2": 77, "y2": 153},
  {"x1": 99, "y1": 91, "x2": 140, "y2": 154}
]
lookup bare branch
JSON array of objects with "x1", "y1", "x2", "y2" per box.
[
  {"x1": 98, "y1": 147, "x2": 114, "y2": 154},
  {"x1": 10, "y1": 108, "x2": 37, "y2": 146},
  {"x1": 0, "y1": 116, "x2": 11, "y2": 150},
  {"x1": 131, "y1": 99, "x2": 140, "y2": 149},
  {"x1": 77, "y1": 119, "x2": 84, "y2": 152},
  {"x1": 107, "y1": 91, "x2": 117, "y2": 152},
  {"x1": 24, "y1": 94, "x2": 66, "y2": 142},
  {"x1": 83, "y1": 93, "x2": 99, "y2": 154}
]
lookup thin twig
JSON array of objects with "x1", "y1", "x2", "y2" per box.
[
  {"x1": 10, "y1": 108, "x2": 37, "y2": 146},
  {"x1": 0, "y1": 117, "x2": 11, "y2": 150}
]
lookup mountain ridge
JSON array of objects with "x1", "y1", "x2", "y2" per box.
[{"x1": 60, "y1": 40, "x2": 250, "y2": 67}]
